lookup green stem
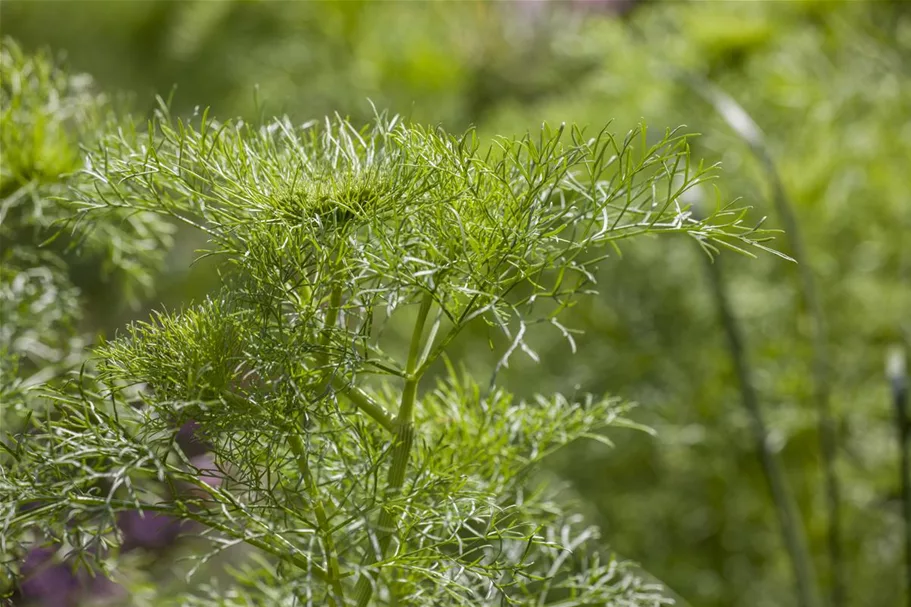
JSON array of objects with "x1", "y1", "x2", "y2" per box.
[
  {"x1": 220, "y1": 392, "x2": 343, "y2": 595},
  {"x1": 888, "y1": 347, "x2": 911, "y2": 607},
  {"x1": 337, "y1": 381, "x2": 396, "y2": 433},
  {"x1": 354, "y1": 292, "x2": 433, "y2": 607},
  {"x1": 400, "y1": 293, "x2": 434, "y2": 421},
  {"x1": 320, "y1": 285, "x2": 343, "y2": 363},
  {"x1": 763, "y1": 151, "x2": 844, "y2": 607},
  {"x1": 289, "y1": 434, "x2": 345, "y2": 606},
  {"x1": 703, "y1": 254, "x2": 820, "y2": 607},
  {"x1": 292, "y1": 281, "x2": 346, "y2": 604},
  {"x1": 683, "y1": 75, "x2": 840, "y2": 607},
  {"x1": 321, "y1": 281, "x2": 396, "y2": 434}
]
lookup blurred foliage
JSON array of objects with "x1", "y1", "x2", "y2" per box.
[
  {"x1": 0, "y1": 38, "x2": 171, "y2": 426},
  {"x1": 1, "y1": 0, "x2": 910, "y2": 606},
  {"x1": 1, "y1": 0, "x2": 592, "y2": 129},
  {"x1": 481, "y1": 6, "x2": 911, "y2": 607},
  {"x1": 0, "y1": 39, "x2": 172, "y2": 326},
  {"x1": 0, "y1": 38, "x2": 174, "y2": 603}
]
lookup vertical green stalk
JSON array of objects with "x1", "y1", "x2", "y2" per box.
[
  {"x1": 354, "y1": 292, "x2": 433, "y2": 607},
  {"x1": 289, "y1": 434, "x2": 345, "y2": 606},
  {"x1": 678, "y1": 74, "x2": 842, "y2": 607},
  {"x1": 740, "y1": 122, "x2": 843, "y2": 607},
  {"x1": 702, "y1": 253, "x2": 820, "y2": 607},
  {"x1": 887, "y1": 346, "x2": 910, "y2": 607}
]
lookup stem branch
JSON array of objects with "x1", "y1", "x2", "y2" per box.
[
  {"x1": 321, "y1": 282, "x2": 396, "y2": 433},
  {"x1": 338, "y1": 381, "x2": 396, "y2": 433}
]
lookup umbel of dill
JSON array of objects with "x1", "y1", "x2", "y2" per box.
[{"x1": 1, "y1": 102, "x2": 784, "y2": 606}]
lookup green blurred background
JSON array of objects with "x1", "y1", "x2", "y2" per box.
[{"x1": 3, "y1": 1, "x2": 909, "y2": 606}]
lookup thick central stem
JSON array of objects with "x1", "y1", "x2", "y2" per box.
[
  {"x1": 354, "y1": 292, "x2": 433, "y2": 606},
  {"x1": 398, "y1": 291, "x2": 434, "y2": 423}
]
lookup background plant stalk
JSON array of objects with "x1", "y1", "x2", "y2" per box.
[{"x1": 702, "y1": 253, "x2": 820, "y2": 607}]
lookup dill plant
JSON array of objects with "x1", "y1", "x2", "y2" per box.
[{"x1": 1, "y1": 68, "x2": 786, "y2": 603}]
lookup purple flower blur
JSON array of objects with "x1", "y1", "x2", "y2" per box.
[
  {"x1": 17, "y1": 547, "x2": 79, "y2": 607},
  {"x1": 176, "y1": 420, "x2": 212, "y2": 458},
  {"x1": 117, "y1": 510, "x2": 185, "y2": 552}
]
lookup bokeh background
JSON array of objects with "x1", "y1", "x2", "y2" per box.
[{"x1": 2, "y1": 1, "x2": 910, "y2": 606}]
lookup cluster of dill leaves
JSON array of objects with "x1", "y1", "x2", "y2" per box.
[{"x1": 0, "y1": 38, "x2": 781, "y2": 606}]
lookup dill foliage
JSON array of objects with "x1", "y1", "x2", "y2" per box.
[
  {"x1": 1, "y1": 41, "x2": 783, "y2": 605},
  {"x1": 1, "y1": 38, "x2": 170, "y2": 460}
]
